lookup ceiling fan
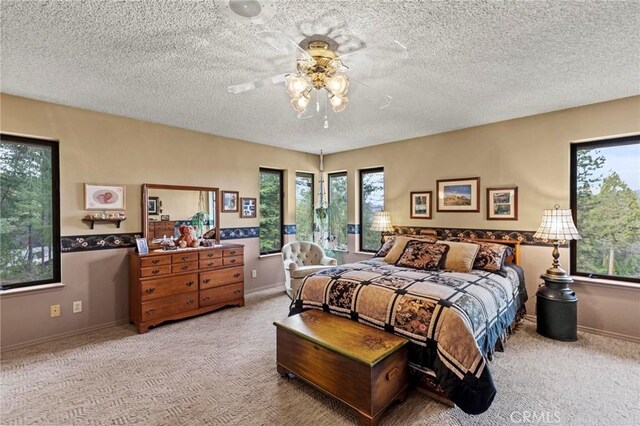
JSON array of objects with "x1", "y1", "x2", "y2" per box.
[{"x1": 228, "y1": 31, "x2": 408, "y2": 128}]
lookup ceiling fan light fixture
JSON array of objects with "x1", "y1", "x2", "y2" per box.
[
  {"x1": 285, "y1": 74, "x2": 309, "y2": 97},
  {"x1": 329, "y1": 95, "x2": 348, "y2": 113},
  {"x1": 290, "y1": 91, "x2": 310, "y2": 114},
  {"x1": 325, "y1": 74, "x2": 349, "y2": 96},
  {"x1": 217, "y1": 0, "x2": 275, "y2": 25}
]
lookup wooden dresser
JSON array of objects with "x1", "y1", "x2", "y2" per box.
[
  {"x1": 147, "y1": 220, "x2": 176, "y2": 239},
  {"x1": 128, "y1": 244, "x2": 244, "y2": 333}
]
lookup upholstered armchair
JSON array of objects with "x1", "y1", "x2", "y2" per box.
[{"x1": 282, "y1": 241, "x2": 337, "y2": 298}]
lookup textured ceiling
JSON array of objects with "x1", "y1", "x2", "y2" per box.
[{"x1": 1, "y1": 1, "x2": 639, "y2": 154}]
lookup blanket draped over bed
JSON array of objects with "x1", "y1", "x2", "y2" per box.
[{"x1": 289, "y1": 258, "x2": 527, "y2": 415}]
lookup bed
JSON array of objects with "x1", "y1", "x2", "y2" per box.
[{"x1": 289, "y1": 234, "x2": 527, "y2": 415}]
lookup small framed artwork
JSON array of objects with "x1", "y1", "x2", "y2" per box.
[
  {"x1": 487, "y1": 187, "x2": 518, "y2": 220},
  {"x1": 240, "y1": 197, "x2": 257, "y2": 218},
  {"x1": 436, "y1": 177, "x2": 480, "y2": 212},
  {"x1": 135, "y1": 237, "x2": 149, "y2": 254},
  {"x1": 410, "y1": 191, "x2": 432, "y2": 219},
  {"x1": 160, "y1": 214, "x2": 170, "y2": 221},
  {"x1": 222, "y1": 191, "x2": 239, "y2": 212},
  {"x1": 148, "y1": 196, "x2": 159, "y2": 215},
  {"x1": 84, "y1": 183, "x2": 126, "y2": 211}
]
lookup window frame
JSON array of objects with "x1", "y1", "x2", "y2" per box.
[
  {"x1": 569, "y1": 134, "x2": 640, "y2": 283},
  {"x1": 359, "y1": 167, "x2": 385, "y2": 253},
  {"x1": 327, "y1": 171, "x2": 348, "y2": 251},
  {"x1": 0, "y1": 133, "x2": 61, "y2": 290},
  {"x1": 258, "y1": 167, "x2": 284, "y2": 255},
  {"x1": 295, "y1": 171, "x2": 315, "y2": 242}
]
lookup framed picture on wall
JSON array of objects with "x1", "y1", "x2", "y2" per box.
[
  {"x1": 222, "y1": 191, "x2": 239, "y2": 212},
  {"x1": 148, "y1": 196, "x2": 159, "y2": 215},
  {"x1": 436, "y1": 177, "x2": 480, "y2": 212},
  {"x1": 240, "y1": 197, "x2": 257, "y2": 218},
  {"x1": 84, "y1": 183, "x2": 126, "y2": 211},
  {"x1": 410, "y1": 191, "x2": 432, "y2": 219},
  {"x1": 487, "y1": 187, "x2": 518, "y2": 220}
]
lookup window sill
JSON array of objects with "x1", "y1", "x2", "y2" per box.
[
  {"x1": 354, "y1": 251, "x2": 375, "y2": 256},
  {"x1": 328, "y1": 249, "x2": 349, "y2": 253},
  {"x1": 259, "y1": 252, "x2": 282, "y2": 259},
  {"x1": 571, "y1": 276, "x2": 640, "y2": 290},
  {"x1": 0, "y1": 282, "x2": 66, "y2": 298}
]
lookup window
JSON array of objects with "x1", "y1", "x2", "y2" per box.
[
  {"x1": 570, "y1": 135, "x2": 640, "y2": 282},
  {"x1": 360, "y1": 168, "x2": 385, "y2": 252},
  {"x1": 0, "y1": 134, "x2": 60, "y2": 290},
  {"x1": 328, "y1": 172, "x2": 347, "y2": 251},
  {"x1": 259, "y1": 168, "x2": 283, "y2": 254},
  {"x1": 295, "y1": 172, "x2": 314, "y2": 242}
]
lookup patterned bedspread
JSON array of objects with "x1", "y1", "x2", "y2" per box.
[{"x1": 289, "y1": 258, "x2": 527, "y2": 415}]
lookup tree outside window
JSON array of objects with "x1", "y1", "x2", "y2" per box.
[
  {"x1": 295, "y1": 172, "x2": 314, "y2": 242},
  {"x1": 259, "y1": 168, "x2": 283, "y2": 254},
  {"x1": 327, "y1": 172, "x2": 347, "y2": 251},
  {"x1": 360, "y1": 168, "x2": 384, "y2": 252}
]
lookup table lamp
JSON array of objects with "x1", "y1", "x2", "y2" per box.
[{"x1": 371, "y1": 211, "x2": 393, "y2": 244}]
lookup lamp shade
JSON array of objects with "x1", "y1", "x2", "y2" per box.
[
  {"x1": 371, "y1": 211, "x2": 393, "y2": 233},
  {"x1": 533, "y1": 206, "x2": 582, "y2": 241}
]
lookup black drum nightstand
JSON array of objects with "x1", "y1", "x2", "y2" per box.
[{"x1": 536, "y1": 276, "x2": 578, "y2": 341}]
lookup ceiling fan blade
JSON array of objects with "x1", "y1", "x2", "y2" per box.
[
  {"x1": 338, "y1": 40, "x2": 408, "y2": 63},
  {"x1": 257, "y1": 30, "x2": 311, "y2": 61},
  {"x1": 228, "y1": 73, "x2": 288, "y2": 94},
  {"x1": 348, "y1": 77, "x2": 394, "y2": 110}
]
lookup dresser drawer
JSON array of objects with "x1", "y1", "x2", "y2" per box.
[
  {"x1": 199, "y1": 249, "x2": 222, "y2": 260},
  {"x1": 141, "y1": 292, "x2": 198, "y2": 321},
  {"x1": 200, "y1": 266, "x2": 244, "y2": 289},
  {"x1": 140, "y1": 273, "x2": 198, "y2": 301},
  {"x1": 199, "y1": 283, "x2": 243, "y2": 307},
  {"x1": 223, "y1": 247, "x2": 243, "y2": 257},
  {"x1": 172, "y1": 252, "x2": 198, "y2": 263},
  {"x1": 172, "y1": 261, "x2": 198, "y2": 274},
  {"x1": 140, "y1": 256, "x2": 170, "y2": 269},
  {"x1": 223, "y1": 255, "x2": 243, "y2": 267},
  {"x1": 199, "y1": 258, "x2": 223, "y2": 270},
  {"x1": 140, "y1": 265, "x2": 172, "y2": 278}
]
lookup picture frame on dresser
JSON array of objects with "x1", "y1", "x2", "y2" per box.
[
  {"x1": 487, "y1": 187, "x2": 518, "y2": 220},
  {"x1": 135, "y1": 237, "x2": 149, "y2": 254}
]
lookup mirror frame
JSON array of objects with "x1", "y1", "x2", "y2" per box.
[{"x1": 142, "y1": 183, "x2": 220, "y2": 244}]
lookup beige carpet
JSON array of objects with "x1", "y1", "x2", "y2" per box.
[{"x1": 1, "y1": 288, "x2": 639, "y2": 426}]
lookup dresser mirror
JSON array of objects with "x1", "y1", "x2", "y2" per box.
[{"x1": 142, "y1": 184, "x2": 220, "y2": 245}]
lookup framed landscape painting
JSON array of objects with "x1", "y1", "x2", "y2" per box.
[
  {"x1": 487, "y1": 187, "x2": 518, "y2": 220},
  {"x1": 410, "y1": 191, "x2": 432, "y2": 219},
  {"x1": 436, "y1": 177, "x2": 480, "y2": 212}
]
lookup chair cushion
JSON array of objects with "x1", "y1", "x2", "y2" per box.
[{"x1": 291, "y1": 265, "x2": 334, "y2": 279}]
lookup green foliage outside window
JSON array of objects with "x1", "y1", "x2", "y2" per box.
[
  {"x1": 328, "y1": 173, "x2": 347, "y2": 250},
  {"x1": 574, "y1": 141, "x2": 640, "y2": 280},
  {"x1": 295, "y1": 173, "x2": 314, "y2": 242},
  {"x1": 360, "y1": 168, "x2": 384, "y2": 252},
  {"x1": 259, "y1": 169, "x2": 282, "y2": 254},
  {"x1": 1, "y1": 138, "x2": 58, "y2": 287}
]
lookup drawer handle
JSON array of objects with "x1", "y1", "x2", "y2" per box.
[
  {"x1": 229, "y1": 250, "x2": 236, "y2": 255},
  {"x1": 202, "y1": 296, "x2": 210, "y2": 302},
  {"x1": 203, "y1": 278, "x2": 211, "y2": 284},
  {"x1": 145, "y1": 309, "x2": 155, "y2": 315},
  {"x1": 233, "y1": 273, "x2": 241, "y2": 278},
  {"x1": 181, "y1": 256, "x2": 189, "y2": 261},
  {"x1": 207, "y1": 253, "x2": 214, "y2": 258},
  {"x1": 207, "y1": 262, "x2": 215, "y2": 266},
  {"x1": 145, "y1": 288, "x2": 156, "y2": 294},
  {"x1": 386, "y1": 367, "x2": 400, "y2": 381},
  {"x1": 151, "y1": 259, "x2": 160, "y2": 265},
  {"x1": 181, "y1": 265, "x2": 189, "y2": 270},
  {"x1": 186, "y1": 299, "x2": 194, "y2": 305},
  {"x1": 186, "y1": 281, "x2": 195, "y2": 287},
  {"x1": 151, "y1": 269, "x2": 160, "y2": 275},
  {"x1": 229, "y1": 259, "x2": 236, "y2": 264},
  {"x1": 234, "y1": 289, "x2": 241, "y2": 295}
]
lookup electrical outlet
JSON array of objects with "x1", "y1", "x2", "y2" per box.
[
  {"x1": 50, "y1": 304, "x2": 60, "y2": 317},
  {"x1": 73, "y1": 301, "x2": 82, "y2": 313},
  {"x1": 251, "y1": 269, "x2": 257, "y2": 278}
]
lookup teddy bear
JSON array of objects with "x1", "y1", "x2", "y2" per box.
[{"x1": 177, "y1": 225, "x2": 198, "y2": 248}]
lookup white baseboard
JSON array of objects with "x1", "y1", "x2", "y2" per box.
[
  {"x1": 1, "y1": 318, "x2": 130, "y2": 352},
  {"x1": 525, "y1": 314, "x2": 640, "y2": 343},
  {"x1": 245, "y1": 281, "x2": 285, "y2": 295}
]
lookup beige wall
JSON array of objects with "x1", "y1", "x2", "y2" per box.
[
  {"x1": 0, "y1": 93, "x2": 318, "y2": 349},
  {"x1": 324, "y1": 96, "x2": 640, "y2": 339}
]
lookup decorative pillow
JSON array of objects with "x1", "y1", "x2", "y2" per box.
[
  {"x1": 464, "y1": 240, "x2": 511, "y2": 272},
  {"x1": 374, "y1": 235, "x2": 396, "y2": 258},
  {"x1": 436, "y1": 240, "x2": 481, "y2": 272},
  {"x1": 383, "y1": 235, "x2": 438, "y2": 264},
  {"x1": 395, "y1": 241, "x2": 450, "y2": 270}
]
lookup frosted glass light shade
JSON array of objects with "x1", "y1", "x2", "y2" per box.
[
  {"x1": 371, "y1": 211, "x2": 393, "y2": 232},
  {"x1": 290, "y1": 93, "x2": 310, "y2": 113},
  {"x1": 325, "y1": 74, "x2": 349, "y2": 96},
  {"x1": 285, "y1": 74, "x2": 310, "y2": 97},
  {"x1": 330, "y1": 95, "x2": 348, "y2": 112},
  {"x1": 533, "y1": 206, "x2": 582, "y2": 241}
]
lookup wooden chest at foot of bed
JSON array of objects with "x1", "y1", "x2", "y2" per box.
[{"x1": 274, "y1": 310, "x2": 409, "y2": 426}]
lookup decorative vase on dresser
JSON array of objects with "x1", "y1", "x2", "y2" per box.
[{"x1": 128, "y1": 244, "x2": 244, "y2": 333}]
